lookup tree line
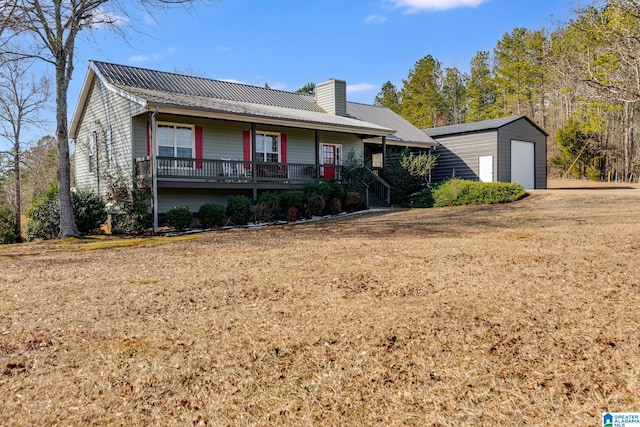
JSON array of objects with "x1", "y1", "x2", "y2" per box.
[{"x1": 374, "y1": 0, "x2": 640, "y2": 182}]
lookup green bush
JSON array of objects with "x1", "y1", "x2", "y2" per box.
[
  {"x1": 72, "y1": 189, "x2": 108, "y2": 234},
  {"x1": 327, "y1": 180, "x2": 346, "y2": 202},
  {"x1": 226, "y1": 195, "x2": 251, "y2": 225},
  {"x1": 407, "y1": 187, "x2": 434, "y2": 208},
  {"x1": 107, "y1": 184, "x2": 151, "y2": 235},
  {"x1": 327, "y1": 197, "x2": 342, "y2": 215},
  {"x1": 279, "y1": 190, "x2": 304, "y2": 212},
  {"x1": 165, "y1": 205, "x2": 193, "y2": 231},
  {"x1": 25, "y1": 184, "x2": 60, "y2": 240},
  {"x1": 251, "y1": 202, "x2": 273, "y2": 224},
  {"x1": 432, "y1": 179, "x2": 527, "y2": 207},
  {"x1": 341, "y1": 149, "x2": 368, "y2": 192},
  {"x1": 0, "y1": 206, "x2": 21, "y2": 244},
  {"x1": 303, "y1": 182, "x2": 332, "y2": 203},
  {"x1": 199, "y1": 202, "x2": 226, "y2": 228},
  {"x1": 303, "y1": 181, "x2": 345, "y2": 215},
  {"x1": 344, "y1": 191, "x2": 364, "y2": 212},
  {"x1": 25, "y1": 185, "x2": 108, "y2": 239},
  {"x1": 382, "y1": 149, "x2": 437, "y2": 204},
  {"x1": 305, "y1": 193, "x2": 325, "y2": 216},
  {"x1": 255, "y1": 192, "x2": 281, "y2": 218}
]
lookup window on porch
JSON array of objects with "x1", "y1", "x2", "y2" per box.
[
  {"x1": 255, "y1": 132, "x2": 281, "y2": 163},
  {"x1": 158, "y1": 123, "x2": 194, "y2": 168}
]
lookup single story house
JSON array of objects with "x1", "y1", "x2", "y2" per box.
[
  {"x1": 424, "y1": 116, "x2": 547, "y2": 189},
  {"x1": 70, "y1": 61, "x2": 436, "y2": 230}
]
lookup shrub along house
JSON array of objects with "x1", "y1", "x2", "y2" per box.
[{"x1": 70, "y1": 61, "x2": 435, "y2": 231}]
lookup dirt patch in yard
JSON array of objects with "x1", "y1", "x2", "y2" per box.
[{"x1": 1, "y1": 186, "x2": 639, "y2": 426}]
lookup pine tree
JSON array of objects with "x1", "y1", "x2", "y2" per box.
[
  {"x1": 399, "y1": 55, "x2": 445, "y2": 129},
  {"x1": 374, "y1": 81, "x2": 401, "y2": 113},
  {"x1": 467, "y1": 51, "x2": 499, "y2": 122}
]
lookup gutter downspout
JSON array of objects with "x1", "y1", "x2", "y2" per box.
[{"x1": 151, "y1": 107, "x2": 159, "y2": 234}]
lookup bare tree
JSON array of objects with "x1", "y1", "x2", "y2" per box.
[
  {"x1": 1, "y1": 0, "x2": 204, "y2": 237},
  {"x1": 0, "y1": 55, "x2": 51, "y2": 237}
]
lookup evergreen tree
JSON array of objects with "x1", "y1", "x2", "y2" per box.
[
  {"x1": 296, "y1": 82, "x2": 316, "y2": 96},
  {"x1": 374, "y1": 81, "x2": 401, "y2": 113},
  {"x1": 467, "y1": 51, "x2": 499, "y2": 122},
  {"x1": 493, "y1": 28, "x2": 548, "y2": 121},
  {"x1": 399, "y1": 55, "x2": 445, "y2": 129}
]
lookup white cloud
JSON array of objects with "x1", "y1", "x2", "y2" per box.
[
  {"x1": 129, "y1": 53, "x2": 163, "y2": 63},
  {"x1": 365, "y1": 14, "x2": 387, "y2": 24},
  {"x1": 129, "y1": 45, "x2": 178, "y2": 63},
  {"x1": 219, "y1": 78, "x2": 246, "y2": 84},
  {"x1": 388, "y1": 0, "x2": 486, "y2": 13},
  {"x1": 347, "y1": 83, "x2": 376, "y2": 93},
  {"x1": 89, "y1": 8, "x2": 128, "y2": 28}
]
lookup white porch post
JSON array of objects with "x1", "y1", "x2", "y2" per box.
[{"x1": 151, "y1": 107, "x2": 159, "y2": 234}]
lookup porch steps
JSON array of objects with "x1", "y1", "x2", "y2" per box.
[{"x1": 362, "y1": 190, "x2": 391, "y2": 209}]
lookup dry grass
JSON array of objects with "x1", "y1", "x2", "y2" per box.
[{"x1": 1, "y1": 182, "x2": 640, "y2": 426}]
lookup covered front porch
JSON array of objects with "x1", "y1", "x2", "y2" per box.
[{"x1": 135, "y1": 157, "x2": 341, "y2": 189}]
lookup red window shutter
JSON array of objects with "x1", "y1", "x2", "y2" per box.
[
  {"x1": 280, "y1": 134, "x2": 288, "y2": 171},
  {"x1": 195, "y1": 126, "x2": 203, "y2": 169},
  {"x1": 243, "y1": 130, "x2": 251, "y2": 169},
  {"x1": 147, "y1": 121, "x2": 151, "y2": 156}
]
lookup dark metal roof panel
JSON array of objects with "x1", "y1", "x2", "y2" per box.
[
  {"x1": 92, "y1": 61, "x2": 325, "y2": 113},
  {"x1": 424, "y1": 115, "x2": 548, "y2": 137},
  {"x1": 346, "y1": 102, "x2": 436, "y2": 146}
]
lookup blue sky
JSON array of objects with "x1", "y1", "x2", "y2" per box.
[{"x1": 16, "y1": 0, "x2": 580, "y2": 146}]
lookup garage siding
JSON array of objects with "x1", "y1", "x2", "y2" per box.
[
  {"x1": 431, "y1": 131, "x2": 497, "y2": 182},
  {"x1": 497, "y1": 118, "x2": 547, "y2": 189}
]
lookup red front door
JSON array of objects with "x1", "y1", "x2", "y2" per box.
[{"x1": 322, "y1": 144, "x2": 336, "y2": 180}]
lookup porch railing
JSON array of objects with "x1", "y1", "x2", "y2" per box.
[
  {"x1": 364, "y1": 167, "x2": 392, "y2": 205},
  {"x1": 136, "y1": 157, "x2": 323, "y2": 183}
]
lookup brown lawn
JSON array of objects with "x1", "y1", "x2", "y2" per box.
[{"x1": 1, "y1": 181, "x2": 639, "y2": 426}]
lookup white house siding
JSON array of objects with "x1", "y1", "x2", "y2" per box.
[
  {"x1": 431, "y1": 131, "x2": 497, "y2": 182},
  {"x1": 74, "y1": 77, "x2": 145, "y2": 196}
]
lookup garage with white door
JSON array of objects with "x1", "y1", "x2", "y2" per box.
[{"x1": 425, "y1": 115, "x2": 547, "y2": 189}]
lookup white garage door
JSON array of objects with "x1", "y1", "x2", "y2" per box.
[{"x1": 511, "y1": 140, "x2": 535, "y2": 189}]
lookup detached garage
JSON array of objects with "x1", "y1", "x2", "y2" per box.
[{"x1": 425, "y1": 115, "x2": 547, "y2": 189}]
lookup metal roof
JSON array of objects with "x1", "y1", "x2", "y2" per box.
[
  {"x1": 93, "y1": 61, "x2": 324, "y2": 112},
  {"x1": 346, "y1": 102, "x2": 437, "y2": 147},
  {"x1": 85, "y1": 61, "x2": 393, "y2": 136},
  {"x1": 423, "y1": 115, "x2": 548, "y2": 137}
]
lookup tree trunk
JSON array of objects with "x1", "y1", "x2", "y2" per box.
[
  {"x1": 55, "y1": 59, "x2": 79, "y2": 238},
  {"x1": 13, "y1": 147, "x2": 20, "y2": 238}
]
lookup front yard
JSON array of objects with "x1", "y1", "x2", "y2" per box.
[{"x1": 1, "y1": 183, "x2": 639, "y2": 426}]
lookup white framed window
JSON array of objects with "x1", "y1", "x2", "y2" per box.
[
  {"x1": 255, "y1": 131, "x2": 280, "y2": 163},
  {"x1": 88, "y1": 132, "x2": 96, "y2": 174},
  {"x1": 157, "y1": 122, "x2": 194, "y2": 168}
]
